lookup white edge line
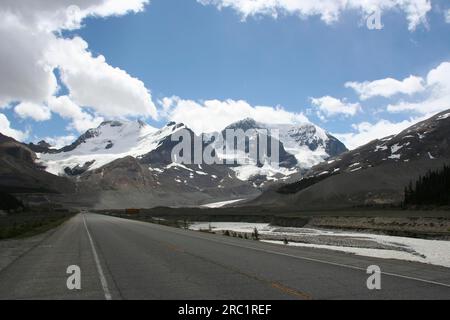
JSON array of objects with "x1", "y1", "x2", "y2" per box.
[
  {"x1": 137, "y1": 220, "x2": 450, "y2": 289},
  {"x1": 228, "y1": 241, "x2": 450, "y2": 289},
  {"x1": 83, "y1": 214, "x2": 112, "y2": 300},
  {"x1": 104, "y1": 215, "x2": 450, "y2": 289}
]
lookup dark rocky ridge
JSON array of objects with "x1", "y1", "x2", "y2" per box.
[
  {"x1": 286, "y1": 123, "x2": 347, "y2": 156},
  {"x1": 1, "y1": 117, "x2": 350, "y2": 209},
  {"x1": 223, "y1": 121, "x2": 298, "y2": 169},
  {"x1": 0, "y1": 133, "x2": 75, "y2": 194},
  {"x1": 249, "y1": 109, "x2": 450, "y2": 209}
]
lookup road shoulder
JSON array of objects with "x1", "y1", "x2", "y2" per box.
[{"x1": 0, "y1": 215, "x2": 76, "y2": 273}]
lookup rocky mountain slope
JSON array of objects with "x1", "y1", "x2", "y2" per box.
[
  {"x1": 1, "y1": 117, "x2": 348, "y2": 208},
  {"x1": 0, "y1": 133, "x2": 75, "y2": 194},
  {"x1": 250, "y1": 110, "x2": 450, "y2": 209},
  {"x1": 33, "y1": 117, "x2": 347, "y2": 187},
  {"x1": 36, "y1": 118, "x2": 346, "y2": 179},
  {"x1": 220, "y1": 118, "x2": 347, "y2": 168}
]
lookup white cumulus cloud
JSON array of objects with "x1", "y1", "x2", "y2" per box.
[
  {"x1": 46, "y1": 37, "x2": 157, "y2": 119},
  {"x1": 314, "y1": 60, "x2": 450, "y2": 149},
  {"x1": 386, "y1": 62, "x2": 450, "y2": 114},
  {"x1": 311, "y1": 96, "x2": 361, "y2": 119},
  {"x1": 40, "y1": 135, "x2": 77, "y2": 149},
  {"x1": 0, "y1": 0, "x2": 149, "y2": 32},
  {"x1": 333, "y1": 117, "x2": 425, "y2": 150},
  {"x1": 15, "y1": 102, "x2": 52, "y2": 122},
  {"x1": 0, "y1": 113, "x2": 28, "y2": 141},
  {"x1": 197, "y1": 0, "x2": 432, "y2": 30},
  {"x1": 0, "y1": 0, "x2": 155, "y2": 132},
  {"x1": 0, "y1": 18, "x2": 57, "y2": 106},
  {"x1": 346, "y1": 75, "x2": 425, "y2": 100},
  {"x1": 161, "y1": 96, "x2": 310, "y2": 134},
  {"x1": 48, "y1": 95, "x2": 104, "y2": 133}
]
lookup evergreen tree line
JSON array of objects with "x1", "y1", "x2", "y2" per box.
[
  {"x1": 0, "y1": 192, "x2": 24, "y2": 211},
  {"x1": 404, "y1": 164, "x2": 450, "y2": 206}
]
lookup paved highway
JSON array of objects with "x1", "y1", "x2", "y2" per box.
[{"x1": 0, "y1": 213, "x2": 449, "y2": 300}]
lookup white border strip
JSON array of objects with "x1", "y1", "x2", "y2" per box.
[
  {"x1": 151, "y1": 222, "x2": 450, "y2": 289},
  {"x1": 83, "y1": 214, "x2": 112, "y2": 300}
]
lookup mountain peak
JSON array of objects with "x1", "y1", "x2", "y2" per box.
[
  {"x1": 137, "y1": 119, "x2": 147, "y2": 128},
  {"x1": 166, "y1": 121, "x2": 186, "y2": 128},
  {"x1": 99, "y1": 120, "x2": 124, "y2": 128},
  {"x1": 240, "y1": 117, "x2": 257, "y2": 123},
  {"x1": 98, "y1": 119, "x2": 152, "y2": 129},
  {"x1": 225, "y1": 118, "x2": 261, "y2": 131}
]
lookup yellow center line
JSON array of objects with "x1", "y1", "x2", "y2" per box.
[
  {"x1": 271, "y1": 282, "x2": 313, "y2": 300},
  {"x1": 160, "y1": 238, "x2": 313, "y2": 300}
]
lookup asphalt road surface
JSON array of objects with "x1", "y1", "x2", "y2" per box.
[{"x1": 0, "y1": 213, "x2": 449, "y2": 300}]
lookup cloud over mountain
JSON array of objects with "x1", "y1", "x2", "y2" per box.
[
  {"x1": 197, "y1": 0, "x2": 432, "y2": 30},
  {"x1": 160, "y1": 96, "x2": 310, "y2": 134},
  {"x1": 0, "y1": 0, "x2": 155, "y2": 134}
]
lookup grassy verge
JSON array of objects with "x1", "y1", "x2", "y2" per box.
[{"x1": 0, "y1": 212, "x2": 75, "y2": 240}]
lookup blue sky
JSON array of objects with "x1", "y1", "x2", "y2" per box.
[{"x1": 1, "y1": 0, "x2": 450, "y2": 149}]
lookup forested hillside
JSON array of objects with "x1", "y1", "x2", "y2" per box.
[{"x1": 404, "y1": 164, "x2": 450, "y2": 207}]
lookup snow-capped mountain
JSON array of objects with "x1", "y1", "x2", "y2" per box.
[
  {"x1": 37, "y1": 120, "x2": 185, "y2": 176},
  {"x1": 18, "y1": 117, "x2": 349, "y2": 208},
  {"x1": 4, "y1": 110, "x2": 448, "y2": 210},
  {"x1": 266, "y1": 122, "x2": 347, "y2": 168},
  {"x1": 221, "y1": 118, "x2": 347, "y2": 169},
  {"x1": 306, "y1": 109, "x2": 450, "y2": 178},
  {"x1": 35, "y1": 117, "x2": 348, "y2": 184},
  {"x1": 0, "y1": 133, "x2": 75, "y2": 194},
  {"x1": 26, "y1": 120, "x2": 259, "y2": 208},
  {"x1": 251, "y1": 109, "x2": 450, "y2": 209}
]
